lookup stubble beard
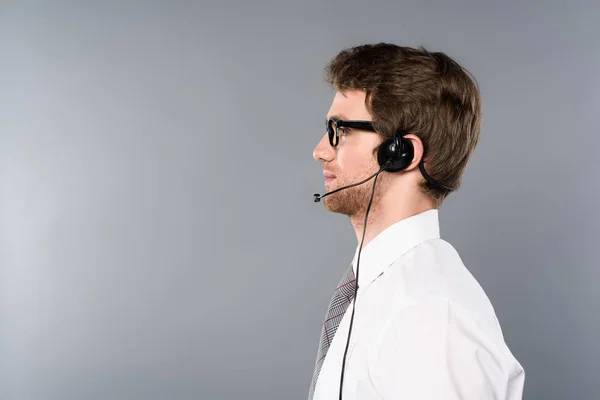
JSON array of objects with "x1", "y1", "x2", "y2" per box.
[{"x1": 323, "y1": 170, "x2": 388, "y2": 219}]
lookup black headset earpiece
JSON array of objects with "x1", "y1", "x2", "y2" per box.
[
  {"x1": 377, "y1": 130, "x2": 414, "y2": 172},
  {"x1": 376, "y1": 130, "x2": 454, "y2": 191}
]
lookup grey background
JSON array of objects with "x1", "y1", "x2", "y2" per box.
[{"x1": 0, "y1": 1, "x2": 598, "y2": 399}]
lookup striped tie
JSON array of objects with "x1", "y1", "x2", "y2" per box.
[{"x1": 308, "y1": 264, "x2": 356, "y2": 399}]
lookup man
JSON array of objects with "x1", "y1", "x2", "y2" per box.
[{"x1": 308, "y1": 43, "x2": 525, "y2": 400}]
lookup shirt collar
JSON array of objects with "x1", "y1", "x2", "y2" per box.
[{"x1": 351, "y1": 209, "x2": 441, "y2": 291}]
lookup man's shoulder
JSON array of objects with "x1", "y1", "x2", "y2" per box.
[
  {"x1": 394, "y1": 237, "x2": 481, "y2": 297},
  {"x1": 388, "y1": 237, "x2": 502, "y2": 337}
]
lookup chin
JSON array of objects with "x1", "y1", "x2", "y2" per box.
[{"x1": 323, "y1": 197, "x2": 353, "y2": 216}]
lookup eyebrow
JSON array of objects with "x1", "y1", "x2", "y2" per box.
[{"x1": 326, "y1": 113, "x2": 348, "y2": 120}]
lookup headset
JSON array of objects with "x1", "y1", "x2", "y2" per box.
[{"x1": 313, "y1": 129, "x2": 451, "y2": 400}]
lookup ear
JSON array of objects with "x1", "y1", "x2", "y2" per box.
[{"x1": 402, "y1": 134, "x2": 425, "y2": 171}]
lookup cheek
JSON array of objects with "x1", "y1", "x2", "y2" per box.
[
  {"x1": 337, "y1": 148, "x2": 378, "y2": 178},
  {"x1": 336, "y1": 150, "x2": 358, "y2": 174}
]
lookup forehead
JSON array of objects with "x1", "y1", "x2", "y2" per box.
[{"x1": 326, "y1": 90, "x2": 372, "y2": 121}]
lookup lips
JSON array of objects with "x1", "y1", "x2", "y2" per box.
[{"x1": 323, "y1": 170, "x2": 336, "y2": 186}]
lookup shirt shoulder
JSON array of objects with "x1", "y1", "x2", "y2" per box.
[
  {"x1": 387, "y1": 238, "x2": 503, "y2": 338},
  {"x1": 363, "y1": 238, "x2": 525, "y2": 399},
  {"x1": 366, "y1": 297, "x2": 525, "y2": 399}
]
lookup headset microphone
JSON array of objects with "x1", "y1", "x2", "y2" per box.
[
  {"x1": 313, "y1": 160, "x2": 390, "y2": 400},
  {"x1": 313, "y1": 164, "x2": 388, "y2": 203}
]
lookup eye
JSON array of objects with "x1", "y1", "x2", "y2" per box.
[{"x1": 339, "y1": 127, "x2": 349, "y2": 136}]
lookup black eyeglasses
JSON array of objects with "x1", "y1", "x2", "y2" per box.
[{"x1": 326, "y1": 118, "x2": 377, "y2": 147}]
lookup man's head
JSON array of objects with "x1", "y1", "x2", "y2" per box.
[{"x1": 313, "y1": 43, "x2": 482, "y2": 216}]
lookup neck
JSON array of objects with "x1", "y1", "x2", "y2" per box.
[{"x1": 349, "y1": 187, "x2": 435, "y2": 248}]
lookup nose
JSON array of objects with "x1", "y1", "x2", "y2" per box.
[{"x1": 313, "y1": 134, "x2": 334, "y2": 163}]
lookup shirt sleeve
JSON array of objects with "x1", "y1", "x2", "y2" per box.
[{"x1": 363, "y1": 299, "x2": 508, "y2": 400}]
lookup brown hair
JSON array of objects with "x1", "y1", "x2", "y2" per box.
[{"x1": 325, "y1": 43, "x2": 482, "y2": 206}]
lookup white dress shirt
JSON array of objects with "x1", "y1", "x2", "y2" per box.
[{"x1": 312, "y1": 209, "x2": 525, "y2": 400}]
